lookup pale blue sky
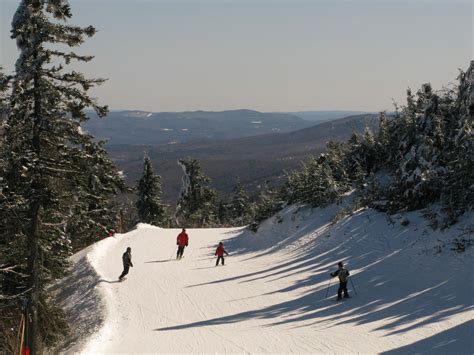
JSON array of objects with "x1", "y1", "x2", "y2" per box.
[{"x1": 1, "y1": 0, "x2": 472, "y2": 112}]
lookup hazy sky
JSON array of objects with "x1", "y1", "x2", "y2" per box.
[{"x1": 1, "y1": 0, "x2": 472, "y2": 112}]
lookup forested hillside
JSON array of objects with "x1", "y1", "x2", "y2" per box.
[{"x1": 108, "y1": 113, "x2": 379, "y2": 202}]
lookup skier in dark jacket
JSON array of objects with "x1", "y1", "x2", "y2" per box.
[
  {"x1": 215, "y1": 242, "x2": 229, "y2": 266},
  {"x1": 119, "y1": 247, "x2": 133, "y2": 281},
  {"x1": 176, "y1": 228, "x2": 189, "y2": 260},
  {"x1": 330, "y1": 261, "x2": 350, "y2": 300}
]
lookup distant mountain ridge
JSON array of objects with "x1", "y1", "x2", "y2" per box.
[
  {"x1": 287, "y1": 110, "x2": 369, "y2": 122},
  {"x1": 83, "y1": 109, "x2": 314, "y2": 145},
  {"x1": 82, "y1": 109, "x2": 373, "y2": 146},
  {"x1": 107, "y1": 113, "x2": 379, "y2": 202}
]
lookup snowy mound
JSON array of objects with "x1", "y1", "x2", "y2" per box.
[{"x1": 55, "y1": 206, "x2": 474, "y2": 354}]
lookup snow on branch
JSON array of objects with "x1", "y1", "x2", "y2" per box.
[{"x1": 0, "y1": 265, "x2": 28, "y2": 277}]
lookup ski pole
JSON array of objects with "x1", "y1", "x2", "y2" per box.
[
  {"x1": 349, "y1": 277, "x2": 357, "y2": 295},
  {"x1": 324, "y1": 277, "x2": 332, "y2": 298}
]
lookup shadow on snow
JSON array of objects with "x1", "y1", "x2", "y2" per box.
[
  {"x1": 381, "y1": 320, "x2": 474, "y2": 355},
  {"x1": 155, "y1": 207, "x2": 473, "y2": 355}
]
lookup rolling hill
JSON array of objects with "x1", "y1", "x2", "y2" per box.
[
  {"x1": 107, "y1": 114, "x2": 379, "y2": 202},
  {"x1": 82, "y1": 109, "x2": 315, "y2": 145}
]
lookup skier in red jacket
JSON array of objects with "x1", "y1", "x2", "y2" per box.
[
  {"x1": 176, "y1": 228, "x2": 189, "y2": 260},
  {"x1": 215, "y1": 242, "x2": 229, "y2": 266}
]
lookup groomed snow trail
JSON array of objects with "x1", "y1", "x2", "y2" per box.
[
  {"x1": 82, "y1": 226, "x2": 343, "y2": 354},
  {"x1": 64, "y1": 206, "x2": 473, "y2": 354}
]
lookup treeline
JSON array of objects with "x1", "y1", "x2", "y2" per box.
[
  {"x1": 251, "y1": 74, "x2": 473, "y2": 229},
  {"x1": 132, "y1": 155, "x2": 255, "y2": 229}
]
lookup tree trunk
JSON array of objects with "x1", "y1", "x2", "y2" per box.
[
  {"x1": 26, "y1": 201, "x2": 40, "y2": 355},
  {"x1": 27, "y1": 66, "x2": 43, "y2": 355}
]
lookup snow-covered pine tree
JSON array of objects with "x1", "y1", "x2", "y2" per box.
[
  {"x1": 175, "y1": 158, "x2": 218, "y2": 227},
  {"x1": 377, "y1": 111, "x2": 390, "y2": 148},
  {"x1": 0, "y1": 1, "x2": 123, "y2": 351},
  {"x1": 375, "y1": 111, "x2": 392, "y2": 165},
  {"x1": 251, "y1": 187, "x2": 284, "y2": 226},
  {"x1": 0, "y1": 69, "x2": 23, "y2": 349},
  {"x1": 344, "y1": 128, "x2": 375, "y2": 181},
  {"x1": 281, "y1": 150, "x2": 345, "y2": 209},
  {"x1": 67, "y1": 140, "x2": 125, "y2": 250},
  {"x1": 324, "y1": 141, "x2": 350, "y2": 186},
  {"x1": 360, "y1": 127, "x2": 377, "y2": 172},
  {"x1": 217, "y1": 200, "x2": 231, "y2": 225},
  {"x1": 297, "y1": 157, "x2": 324, "y2": 205},
  {"x1": 441, "y1": 70, "x2": 473, "y2": 221},
  {"x1": 310, "y1": 158, "x2": 343, "y2": 207},
  {"x1": 346, "y1": 132, "x2": 364, "y2": 176},
  {"x1": 385, "y1": 89, "x2": 418, "y2": 168},
  {"x1": 0, "y1": 67, "x2": 8, "y2": 113},
  {"x1": 351, "y1": 161, "x2": 366, "y2": 190},
  {"x1": 229, "y1": 178, "x2": 252, "y2": 226},
  {"x1": 136, "y1": 153, "x2": 167, "y2": 226},
  {"x1": 298, "y1": 143, "x2": 350, "y2": 207},
  {"x1": 389, "y1": 84, "x2": 450, "y2": 210},
  {"x1": 280, "y1": 162, "x2": 309, "y2": 205},
  {"x1": 367, "y1": 75, "x2": 472, "y2": 218}
]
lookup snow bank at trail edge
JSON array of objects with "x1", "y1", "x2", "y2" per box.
[
  {"x1": 54, "y1": 206, "x2": 474, "y2": 354},
  {"x1": 52, "y1": 225, "x2": 152, "y2": 352},
  {"x1": 50, "y1": 237, "x2": 116, "y2": 353}
]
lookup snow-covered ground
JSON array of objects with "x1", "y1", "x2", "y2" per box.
[{"x1": 55, "y1": 204, "x2": 474, "y2": 354}]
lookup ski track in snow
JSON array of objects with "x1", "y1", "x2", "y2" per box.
[{"x1": 57, "y1": 206, "x2": 474, "y2": 354}]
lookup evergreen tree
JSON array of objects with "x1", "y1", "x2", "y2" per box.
[
  {"x1": 217, "y1": 200, "x2": 231, "y2": 225},
  {"x1": 377, "y1": 112, "x2": 390, "y2": 148},
  {"x1": 67, "y1": 140, "x2": 125, "y2": 250},
  {"x1": 280, "y1": 168, "x2": 303, "y2": 204},
  {"x1": 250, "y1": 184, "x2": 285, "y2": 230},
  {"x1": 0, "y1": 67, "x2": 9, "y2": 111},
  {"x1": 389, "y1": 84, "x2": 448, "y2": 210},
  {"x1": 175, "y1": 158, "x2": 218, "y2": 227},
  {"x1": 229, "y1": 179, "x2": 252, "y2": 225},
  {"x1": 441, "y1": 70, "x2": 473, "y2": 220},
  {"x1": 308, "y1": 158, "x2": 343, "y2": 207},
  {"x1": 361, "y1": 127, "x2": 377, "y2": 172},
  {"x1": 346, "y1": 132, "x2": 364, "y2": 178},
  {"x1": 136, "y1": 153, "x2": 167, "y2": 226},
  {"x1": 324, "y1": 141, "x2": 349, "y2": 185},
  {"x1": 0, "y1": 1, "x2": 123, "y2": 351},
  {"x1": 375, "y1": 111, "x2": 391, "y2": 165},
  {"x1": 286, "y1": 148, "x2": 350, "y2": 208}
]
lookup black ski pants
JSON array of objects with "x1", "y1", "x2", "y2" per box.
[
  {"x1": 338, "y1": 281, "x2": 349, "y2": 298},
  {"x1": 177, "y1": 246, "x2": 185, "y2": 259},
  {"x1": 119, "y1": 265, "x2": 130, "y2": 280},
  {"x1": 216, "y1": 256, "x2": 225, "y2": 266}
]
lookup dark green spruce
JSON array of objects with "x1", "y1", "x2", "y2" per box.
[
  {"x1": 229, "y1": 179, "x2": 253, "y2": 226},
  {"x1": 136, "y1": 153, "x2": 167, "y2": 226},
  {"x1": 175, "y1": 158, "x2": 218, "y2": 227},
  {"x1": 0, "y1": 1, "x2": 123, "y2": 352}
]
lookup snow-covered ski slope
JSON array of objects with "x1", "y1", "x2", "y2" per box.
[{"x1": 56, "y1": 204, "x2": 474, "y2": 354}]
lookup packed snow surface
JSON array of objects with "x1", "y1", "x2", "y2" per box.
[{"x1": 58, "y1": 205, "x2": 474, "y2": 354}]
